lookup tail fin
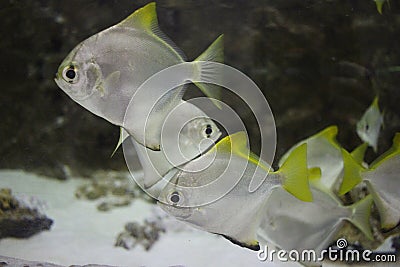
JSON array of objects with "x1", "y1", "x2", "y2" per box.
[
  {"x1": 351, "y1": 143, "x2": 368, "y2": 164},
  {"x1": 192, "y1": 35, "x2": 224, "y2": 108},
  {"x1": 278, "y1": 143, "x2": 313, "y2": 202},
  {"x1": 348, "y1": 195, "x2": 374, "y2": 240},
  {"x1": 338, "y1": 148, "x2": 365, "y2": 195},
  {"x1": 111, "y1": 127, "x2": 129, "y2": 157}
]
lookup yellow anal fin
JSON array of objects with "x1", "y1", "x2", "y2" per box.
[{"x1": 219, "y1": 234, "x2": 260, "y2": 251}]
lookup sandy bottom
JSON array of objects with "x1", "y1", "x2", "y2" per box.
[{"x1": 0, "y1": 170, "x2": 293, "y2": 267}]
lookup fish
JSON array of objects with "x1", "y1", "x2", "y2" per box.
[
  {"x1": 54, "y1": 2, "x2": 223, "y2": 151},
  {"x1": 339, "y1": 133, "x2": 400, "y2": 230},
  {"x1": 278, "y1": 126, "x2": 343, "y2": 194},
  {"x1": 374, "y1": 0, "x2": 390, "y2": 14},
  {"x1": 257, "y1": 185, "x2": 373, "y2": 254},
  {"x1": 158, "y1": 132, "x2": 312, "y2": 251},
  {"x1": 356, "y1": 97, "x2": 384, "y2": 152},
  {"x1": 121, "y1": 100, "x2": 221, "y2": 192}
]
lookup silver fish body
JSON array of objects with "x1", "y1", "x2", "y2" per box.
[
  {"x1": 55, "y1": 3, "x2": 223, "y2": 151},
  {"x1": 158, "y1": 148, "x2": 280, "y2": 251},
  {"x1": 356, "y1": 97, "x2": 383, "y2": 152},
  {"x1": 257, "y1": 187, "x2": 373, "y2": 253},
  {"x1": 158, "y1": 132, "x2": 311, "y2": 250}
]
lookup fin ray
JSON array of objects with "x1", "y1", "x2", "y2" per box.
[
  {"x1": 193, "y1": 35, "x2": 224, "y2": 108},
  {"x1": 278, "y1": 143, "x2": 313, "y2": 202},
  {"x1": 348, "y1": 195, "x2": 374, "y2": 240}
]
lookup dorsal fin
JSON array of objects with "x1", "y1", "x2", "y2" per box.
[
  {"x1": 317, "y1": 125, "x2": 338, "y2": 140},
  {"x1": 119, "y1": 2, "x2": 158, "y2": 32},
  {"x1": 118, "y1": 2, "x2": 186, "y2": 60},
  {"x1": 214, "y1": 132, "x2": 270, "y2": 172},
  {"x1": 316, "y1": 125, "x2": 341, "y2": 148},
  {"x1": 370, "y1": 132, "x2": 400, "y2": 169},
  {"x1": 351, "y1": 142, "x2": 369, "y2": 164},
  {"x1": 338, "y1": 148, "x2": 365, "y2": 195},
  {"x1": 214, "y1": 132, "x2": 248, "y2": 155}
]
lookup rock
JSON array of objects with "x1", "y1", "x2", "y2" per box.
[
  {"x1": 115, "y1": 219, "x2": 166, "y2": 251},
  {"x1": 75, "y1": 171, "x2": 154, "y2": 212},
  {"x1": 0, "y1": 188, "x2": 53, "y2": 239}
]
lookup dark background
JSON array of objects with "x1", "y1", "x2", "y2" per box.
[{"x1": 0, "y1": 0, "x2": 399, "y2": 179}]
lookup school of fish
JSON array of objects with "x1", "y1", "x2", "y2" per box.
[{"x1": 55, "y1": 1, "x2": 399, "y2": 260}]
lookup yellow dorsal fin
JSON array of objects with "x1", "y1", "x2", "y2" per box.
[
  {"x1": 372, "y1": 96, "x2": 379, "y2": 109},
  {"x1": 370, "y1": 132, "x2": 400, "y2": 169},
  {"x1": 277, "y1": 143, "x2": 313, "y2": 202},
  {"x1": 338, "y1": 148, "x2": 365, "y2": 195},
  {"x1": 214, "y1": 132, "x2": 270, "y2": 172},
  {"x1": 118, "y1": 3, "x2": 186, "y2": 60},
  {"x1": 316, "y1": 125, "x2": 341, "y2": 148},
  {"x1": 351, "y1": 143, "x2": 369, "y2": 164},
  {"x1": 119, "y1": 2, "x2": 157, "y2": 32},
  {"x1": 316, "y1": 125, "x2": 338, "y2": 140}
]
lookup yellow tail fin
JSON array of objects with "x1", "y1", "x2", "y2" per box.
[{"x1": 278, "y1": 143, "x2": 312, "y2": 202}]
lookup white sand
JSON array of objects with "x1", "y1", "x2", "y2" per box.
[{"x1": 0, "y1": 170, "x2": 293, "y2": 267}]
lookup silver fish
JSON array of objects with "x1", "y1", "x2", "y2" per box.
[
  {"x1": 339, "y1": 133, "x2": 400, "y2": 230},
  {"x1": 158, "y1": 132, "x2": 312, "y2": 250},
  {"x1": 356, "y1": 97, "x2": 384, "y2": 152},
  {"x1": 257, "y1": 186, "x2": 373, "y2": 254},
  {"x1": 54, "y1": 2, "x2": 223, "y2": 151},
  {"x1": 279, "y1": 126, "x2": 343, "y2": 194}
]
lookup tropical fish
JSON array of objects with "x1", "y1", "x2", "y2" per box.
[
  {"x1": 158, "y1": 132, "x2": 312, "y2": 251},
  {"x1": 122, "y1": 101, "x2": 221, "y2": 191},
  {"x1": 339, "y1": 133, "x2": 400, "y2": 230},
  {"x1": 54, "y1": 2, "x2": 223, "y2": 150},
  {"x1": 257, "y1": 186, "x2": 373, "y2": 254},
  {"x1": 374, "y1": 0, "x2": 390, "y2": 14},
  {"x1": 356, "y1": 97, "x2": 384, "y2": 152},
  {"x1": 278, "y1": 126, "x2": 343, "y2": 194}
]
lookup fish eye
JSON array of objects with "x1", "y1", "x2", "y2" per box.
[
  {"x1": 365, "y1": 124, "x2": 369, "y2": 131},
  {"x1": 169, "y1": 191, "x2": 181, "y2": 204},
  {"x1": 204, "y1": 124, "x2": 213, "y2": 138},
  {"x1": 62, "y1": 65, "x2": 78, "y2": 84}
]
